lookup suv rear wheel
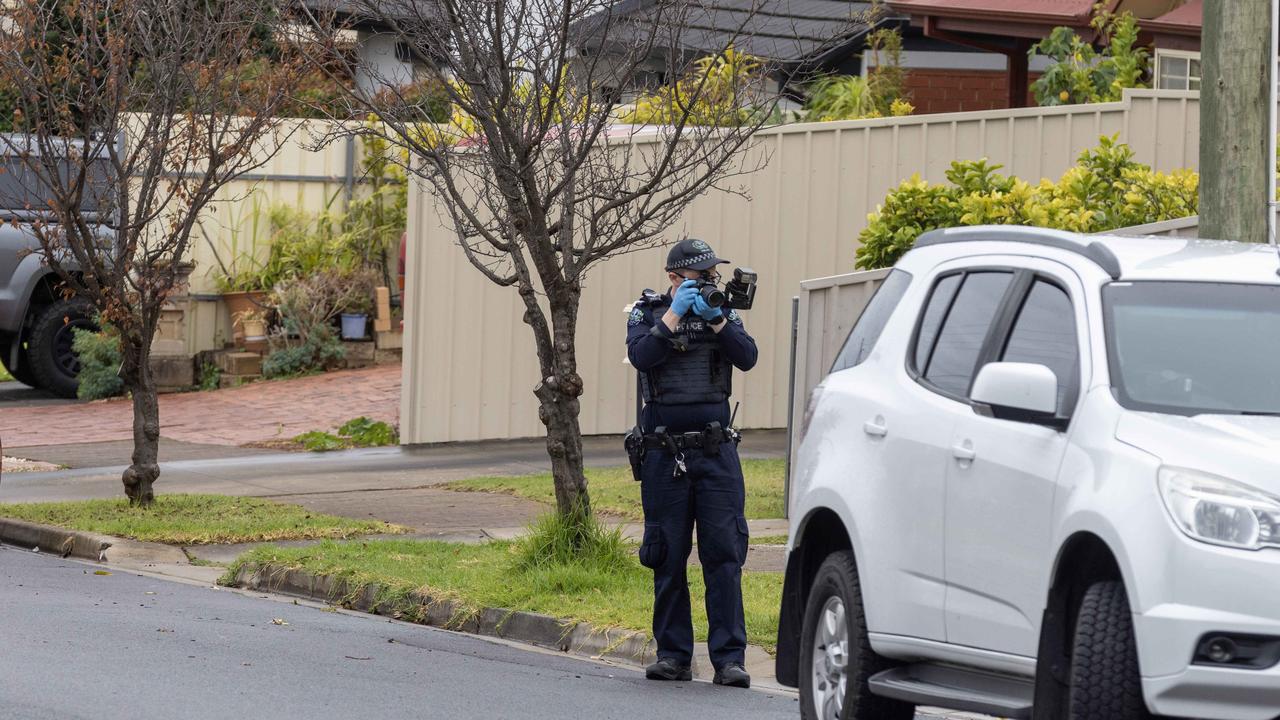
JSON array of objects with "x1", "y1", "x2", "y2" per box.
[
  {"x1": 799, "y1": 551, "x2": 914, "y2": 720},
  {"x1": 1068, "y1": 580, "x2": 1150, "y2": 719},
  {"x1": 26, "y1": 298, "x2": 95, "y2": 398}
]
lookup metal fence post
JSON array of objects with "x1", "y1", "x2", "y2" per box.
[{"x1": 343, "y1": 136, "x2": 357, "y2": 208}]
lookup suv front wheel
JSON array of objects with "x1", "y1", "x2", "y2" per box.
[
  {"x1": 799, "y1": 551, "x2": 914, "y2": 720},
  {"x1": 1068, "y1": 580, "x2": 1151, "y2": 719},
  {"x1": 26, "y1": 298, "x2": 95, "y2": 398}
]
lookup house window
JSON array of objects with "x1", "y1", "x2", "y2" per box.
[
  {"x1": 1155, "y1": 50, "x2": 1201, "y2": 91},
  {"x1": 395, "y1": 42, "x2": 414, "y2": 64}
]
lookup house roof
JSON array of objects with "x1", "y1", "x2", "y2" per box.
[
  {"x1": 299, "y1": 0, "x2": 438, "y2": 29},
  {"x1": 887, "y1": 0, "x2": 1095, "y2": 26},
  {"x1": 575, "y1": 1, "x2": 895, "y2": 67},
  {"x1": 1143, "y1": 0, "x2": 1200, "y2": 37}
]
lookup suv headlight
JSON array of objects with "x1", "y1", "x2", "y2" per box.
[{"x1": 1159, "y1": 467, "x2": 1280, "y2": 550}]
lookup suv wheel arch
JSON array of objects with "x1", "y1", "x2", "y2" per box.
[
  {"x1": 777, "y1": 507, "x2": 854, "y2": 687},
  {"x1": 1033, "y1": 532, "x2": 1124, "y2": 720}
]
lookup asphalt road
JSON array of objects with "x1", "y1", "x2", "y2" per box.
[{"x1": 0, "y1": 546, "x2": 799, "y2": 720}]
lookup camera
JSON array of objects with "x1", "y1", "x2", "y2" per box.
[{"x1": 694, "y1": 267, "x2": 757, "y2": 310}]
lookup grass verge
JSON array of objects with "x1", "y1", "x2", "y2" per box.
[
  {"x1": 445, "y1": 459, "x2": 786, "y2": 521},
  {"x1": 750, "y1": 534, "x2": 788, "y2": 545},
  {"x1": 0, "y1": 494, "x2": 406, "y2": 545},
  {"x1": 225, "y1": 514, "x2": 782, "y2": 650}
]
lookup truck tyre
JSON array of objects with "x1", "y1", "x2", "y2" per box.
[
  {"x1": 26, "y1": 298, "x2": 96, "y2": 398},
  {"x1": 799, "y1": 551, "x2": 914, "y2": 720},
  {"x1": 0, "y1": 331, "x2": 37, "y2": 387},
  {"x1": 1068, "y1": 580, "x2": 1150, "y2": 719}
]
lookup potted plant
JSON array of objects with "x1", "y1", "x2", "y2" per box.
[
  {"x1": 337, "y1": 269, "x2": 377, "y2": 340},
  {"x1": 232, "y1": 308, "x2": 269, "y2": 352}
]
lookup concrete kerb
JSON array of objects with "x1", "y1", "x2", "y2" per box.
[
  {"x1": 0, "y1": 518, "x2": 113, "y2": 561},
  {"x1": 233, "y1": 562, "x2": 659, "y2": 667},
  {"x1": 0, "y1": 518, "x2": 196, "y2": 567}
]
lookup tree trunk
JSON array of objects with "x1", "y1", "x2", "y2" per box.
[
  {"x1": 1200, "y1": 0, "x2": 1271, "y2": 243},
  {"x1": 531, "y1": 294, "x2": 590, "y2": 523},
  {"x1": 120, "y1": 333, "x2": 159, "y2": 506}
]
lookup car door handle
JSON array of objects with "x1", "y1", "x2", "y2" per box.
[
  {"x1": 952, "y1": 441, "x2": 976, "y2": 462},
  {"x1": 863, "y1": 416, "x2": 887, "y2": 437}
]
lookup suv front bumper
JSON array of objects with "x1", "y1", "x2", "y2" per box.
[{"x1": 1134, "y1": 537, "x2": 1280, "y2": 720}]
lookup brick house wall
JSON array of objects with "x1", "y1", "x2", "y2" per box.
[{"x1": 904, "y1": 69, "x2": 1041, "y2": 114}]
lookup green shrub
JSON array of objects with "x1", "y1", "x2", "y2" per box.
[
  {"x1": 72, "y1": 324, "x2": 124, "y2": 400},
  {"x1": 262, "y1": 325, "x2": 345, "y2": 379},
  {"x1": 855, "y1": 135, "x2": 1199, "y2": 270},
  {"x1": 338, "y1": 416, "x2": 398, "y2": 446},
  {"x1": 294, "y1": 416, "x2": 399, "y2": 451},
  {"x1": 197, "y1": 362, "x2": 221, "y2": 391},
  {"x1": 803, "y1": 28, "x2": 913, "y2": 121},
  {"x1": 1031, "y1": 8, "x2": 1149, "y2": 106}
]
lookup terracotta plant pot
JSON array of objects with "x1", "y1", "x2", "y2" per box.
[{"x1": 222, "y1": 290, "x2": 268, "y2": 343}]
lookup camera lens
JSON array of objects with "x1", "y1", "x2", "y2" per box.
[{"x1": 699, "y1": 284, "x2": 725, "y2": 307}]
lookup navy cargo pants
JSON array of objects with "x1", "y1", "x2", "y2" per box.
[{"x1": 637, "y1": 442, "x2": 749, "y2": 670}]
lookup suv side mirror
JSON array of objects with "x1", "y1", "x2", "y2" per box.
[{"x1": 971, "y1": 362, "x2": 1066, "y2": 429}]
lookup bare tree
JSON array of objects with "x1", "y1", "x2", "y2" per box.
[
  {"x1": 0, "y1": 0, "x2": 301, "y2": 504},
  {"x1": 303, "y1": 0, "x2": 826, "y2": 530}
]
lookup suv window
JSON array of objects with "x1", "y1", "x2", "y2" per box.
[
  {"x1": 831, "y1": 269, "x2": 912, "y2": 372},
  {"x1": 1001, "y1": 279, "x2": 1078, "y2": 414},
  {"x1": 914, "y1": 273, "x2": 962, "y2": 372},
  {"x1": 919, "y1": 271, "x2": 1013, "y2": 397}
]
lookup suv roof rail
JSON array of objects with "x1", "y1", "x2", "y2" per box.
[{"x1": 915, "y1": 225, "x2": 1122, "y2": 280}]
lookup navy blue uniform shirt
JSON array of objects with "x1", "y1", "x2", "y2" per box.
[{"x1": 626, "y1": 289, "x2": 758, "y2": 433}]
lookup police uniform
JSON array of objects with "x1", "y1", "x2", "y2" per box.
[{"x1": 625, "y1": 239, "x2": 758, "y2": 686}]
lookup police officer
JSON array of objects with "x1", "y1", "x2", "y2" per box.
[{"x1": 626, "y1": 238, "x2": 758, "y2": 688}]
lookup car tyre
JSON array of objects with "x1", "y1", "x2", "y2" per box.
[
  {"x1": 26, "y1": 298, "x2": 96, "y2": 398},
  {"x1": 1068, "y1": 580, "x2": 1150, "y2": 720},
  {"x1": 0, "y1": 331, "x2": 38, "y2": 387},
  {"x1": 799, "y1": 550, "x2": 914, "y2": 720}
]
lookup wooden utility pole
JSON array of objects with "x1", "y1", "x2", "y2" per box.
[{"x1": 1200, "y1": 0, "x2": 1271, "y2": 243}]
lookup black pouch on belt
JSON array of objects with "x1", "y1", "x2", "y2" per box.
[{"x1": 623, "y1": 426, "x2": 645, "y2": 482}]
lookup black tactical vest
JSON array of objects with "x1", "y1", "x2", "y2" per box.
[{"x1": 637, "y1": 294, "x2": 733, "y2": 405}]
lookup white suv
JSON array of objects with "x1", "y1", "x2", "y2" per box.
[{"x1": 776, "y1": 226, "x2": 1280, "y2": 720}]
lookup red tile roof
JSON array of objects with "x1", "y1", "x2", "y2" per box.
[
  {"x1": 887, "y1": 0, "x2": 1096, "y2": 25},
  {"x1": 1144, "y1": 0, "x2": 1201, "y2": 36}
]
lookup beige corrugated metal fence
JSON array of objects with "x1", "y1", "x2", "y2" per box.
[
  {"x1": 181, "y1": 121, "x2": 382, "y2": 353},
  {"x1": 401, "y1": 89, "x2": 1202, "y2": 444}
]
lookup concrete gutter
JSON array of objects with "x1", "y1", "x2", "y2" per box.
[{"x1": 232, "y1": 563, "x2": 658, "y2": 668}]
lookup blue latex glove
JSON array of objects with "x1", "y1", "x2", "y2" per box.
[
  {"x1": 692, "y1": 293, "x2": 723, "y2": 322},
  {"x1": 670, "y1": 279, "x2": 699, "y2": 316}
]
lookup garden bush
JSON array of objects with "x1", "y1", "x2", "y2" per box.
[
  {"x1": 71, "y1": 322, "x2": 124, "y2": 401},
  {"x1": 855, "y1": 135, "x2": 1198, "y2": 270},
  {"x1": 804, "y1": 27, "x2": 913, "y2": 122},
  {"x1": 1031, "y1": 8, "x2": 1148, "y2": 107}
]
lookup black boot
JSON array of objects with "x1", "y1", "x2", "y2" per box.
[
  {"x1": 713, "y1": 663, "x2": 750, "y2": 688},
  {"x1": 645, "y1": 657, "x2": 692, "y2": 681}
]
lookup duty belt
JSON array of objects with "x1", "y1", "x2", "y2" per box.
[{"x1": 642, "y1": 422, "x2": 740, "y2": 454}]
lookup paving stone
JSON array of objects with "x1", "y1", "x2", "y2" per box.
[{"x1": 0, "y1": 364, "x2": 401, "y2": 448}]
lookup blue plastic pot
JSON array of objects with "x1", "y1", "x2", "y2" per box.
[{"x1": 340, "y1": 313, "x2": 368, "y2": 340}]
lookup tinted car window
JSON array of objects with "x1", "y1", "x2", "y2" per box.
[
  {"x1": 923, "y1": 271, "x2": 1012, "y2": 396},
  {"x1": 831, "y1": 269, "x2": 913, "y2": 372},
  {"x1": 1001, "y1": 280, "x2": 1078, "y2": 414},
  {"x1": 913, "y1": 273, "x2": 962, "y2": 373}
]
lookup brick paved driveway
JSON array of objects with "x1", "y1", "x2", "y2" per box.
[{"x1": 0, "y1": 365, "x2": 400, "y2": 448}]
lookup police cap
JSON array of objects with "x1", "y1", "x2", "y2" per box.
[{"x1": 665, "y1": 238, "x2": 729, "y2": 272}]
